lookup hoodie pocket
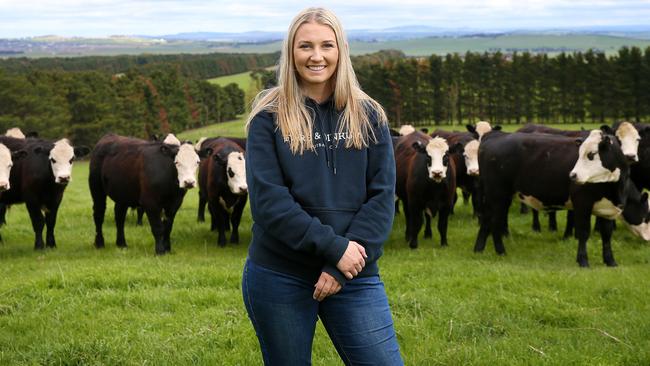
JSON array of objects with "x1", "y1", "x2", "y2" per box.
[{"x1": 303, "y1": 206, "x2": 357, "y2": 235}]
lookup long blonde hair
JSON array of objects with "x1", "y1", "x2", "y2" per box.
[{"x1": 245, "y1": 7, "x2": 387, "y2": 154}]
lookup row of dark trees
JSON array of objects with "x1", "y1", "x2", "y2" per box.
[
  {"x1": 0, "y1": 66, "x2": 244, "y2": 146},
  {"x1": 354, "y1": 47, "x2": 650, "y2": 125}
]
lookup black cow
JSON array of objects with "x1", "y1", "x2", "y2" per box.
[
  {"x1": 197, "y1": 138, "x2": 248, "y2": 246},
  {"x1": 474, "y1": 129, "x2": 650, "y2": 267},
  {"x1": 0, "y1": 136, "x2": 89, "y2": 249},
  {"x1": 395, "y1": 131, "x2": 461, "y2": 248},
  {"x1": 89, "y1": 134, "x2": 205, "y2": 254}
]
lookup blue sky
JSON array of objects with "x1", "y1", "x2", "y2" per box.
[{"x1": 1, "y1": 0, "x2": 649, "y2": 38}]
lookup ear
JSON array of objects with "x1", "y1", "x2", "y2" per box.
[
  {"x1": 74, "y1": 146, "x2": 90, "y2": 158},
  {"x1": 198, "y1": 147, "x2": 213, "y2": 159},
  {"x1": 412, "y1": 141, "x2": 427, "y2": 154},
  {"x1": 640, "y1": 126, "x2": 650, "y2": 140},
  {"x1": 600, "y1": 125, "x2": 614, "y2": 135},
  {"x1": 449, "y1": 142, "x2": 464, "y2": 155},
  {"x1": 26, "y1": 131, "x2": 38, "y2": 138},
  {"x1": 159, "y1": 144, "x2": 178, "y2": 157},
  {"x1": 419, "y1": 128, "x2": 429, "y2": 134},
  {"x1": 11, "y1": 149, "x2": 28, "y2": 160},
  {"x1": 575, "y1": 138, "x2": 584, "y2": 146},
  {"x1": 466, "y1": 124, "x2": 476, "y2": 133}
]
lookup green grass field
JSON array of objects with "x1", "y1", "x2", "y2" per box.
[{"x1": 1, "y1": 119, "x2": 650, "y2": 364}]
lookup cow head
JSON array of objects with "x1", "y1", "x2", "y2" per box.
[
  {"x1": 0, "y1": 144, "x2": 26, "y2": 191},
  {"x1": 607, "y1": 122, "x2": 640, "y2": 163},
  {"x1": 622, "y1": 191, "x2": 650, "y2": 241},
  {"x1": 167, "y1": 143, "x2": 201, "y2": 189},
  {"x1": 42, "y1": 139, "x2": 78, "y2": 185},
  {"x1": 5, "y1": 127, "x2": 25, "y2": 139},
  {"x1": 213, "y1": 150, "x2": 247, "y2": 195},
  {"x1": 569, "y1": 130, "x2": 624, "y2": 184},
  {"x1": 463, "y1": 139, "x2": 480, "y2": 176},
  {"x1": 163, "y1": 133, "x2": 181, "y2": 146},
  {"x1": 399, "y1": 125, "x2": 416, "y2": 136},
  {"x1": 412, "y1": 137, "x2": 460, "y2": 183}
]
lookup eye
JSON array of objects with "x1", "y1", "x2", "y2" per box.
[
  {"x1": 50, "y1": 158, "x2": 56, "y2": 164},
  {"x1": 426, "y1": 156, "x2": 432, "y2": 165},
  {"x1": 443, "y1": 154, "x2": 449, "y2": 165},
  {"x1": 298, "y1": 44, "x2": 311, "y2": 49},
  {"x1": 69, "y1": 158, "x2": 74, "y2": 163},
  {"x1": 323, "y1": 42, "x2": 335, "y2": 48},
  {"x1": 587, "y1": 151, "x2": 596, "y2": 160},
  {"x1": 228, "y1": 167, "x2": 235, "y2": 178}
]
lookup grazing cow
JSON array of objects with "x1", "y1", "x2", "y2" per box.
[
  {"x1": 474, "y1": 129, "x2": 650, "y2": 267},
  {"x1": 89, "y1": 134, "x2": 205, "y2": 254},
  {"x1": 198, "y1": 138, "x2": 248, "y2": 246},
  {"x1": 0, "y1": 136, "x2": 89, "y2": 249},
  {"x1": 395, "y1": 131, "x2": 461, "y2": 248}
]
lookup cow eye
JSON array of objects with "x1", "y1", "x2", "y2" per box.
[
  {"x1": 69, "y1": 158, "x2": 74, "y2": 163},
  {"x1": 426, "y1": 156, "x2": 432, "y2": 165},
  {"x1": 587, "y1": 151, "x2": 595, "y2": 160},
  {"x1": 443, "y1": 154, "x2": 449, "y2": 165},
  {"x1": 50, "y1": 158, "x2": 56, "y2": 164},
  {"x1": 228, "y1": 167, "x2": 235, "y2": 178}
]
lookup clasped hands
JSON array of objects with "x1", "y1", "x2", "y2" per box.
[{"x1": 313, "y1": 241, "x2": 366, "y2": 301}]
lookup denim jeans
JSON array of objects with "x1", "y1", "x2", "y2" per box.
[{"x1": 242, "y1": 259, "x2": 404, "y2": 366}]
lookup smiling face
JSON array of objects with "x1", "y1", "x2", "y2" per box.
[{"x1": 293, "y1": 21, "x2": 339, "y2": 98}]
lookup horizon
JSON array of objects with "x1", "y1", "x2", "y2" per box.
[{"x1": 2, "y1": 0, "x2": 650, "y2": 39}]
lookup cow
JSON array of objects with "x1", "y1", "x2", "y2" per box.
[
  {"x1": 197, "y1": 137, "x2": 248, "y2": 246},
  {"x1": 398, "y1": 124, "x2": 416, "y2": 136},
  {"x1": 5, "y1": 128, "x2": 25, "y2": 139},
  {"x1": 0, "y1": 136, "x2": 89, "y2": 249},
  {"x1": 89, "y1": 134, "x2": 206, "y2": 254},
  {"x1": 395, "y1": 131, "x2": 461, "y2": 249},
  {"x1": 474, "y1": 129, "x2": 650, "y2": 267},
  {"x1": 610, "y1": 121, "x2": 650, "y2": 192}
]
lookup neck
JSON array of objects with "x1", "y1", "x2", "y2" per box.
[{"x1": 302, "y1": 82, "x2": 333, "y2": 104}]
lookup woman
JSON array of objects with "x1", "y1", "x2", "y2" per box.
[{"x1": 242, "y1": 7, "x2": 403, "y2": 365}]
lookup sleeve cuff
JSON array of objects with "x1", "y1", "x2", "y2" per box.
[
  {"x1": 322, "y1": 264, "x2": 347, "y2": 288},
  {"x1": 323, "y1": 236, "x2": 349, "y2": 266}
]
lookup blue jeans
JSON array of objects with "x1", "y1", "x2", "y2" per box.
[{"x1": 242, "y1": 259, "x2": 404, "y2": 366}]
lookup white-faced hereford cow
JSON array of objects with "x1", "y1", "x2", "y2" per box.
[
  {"x1": 89, "y1": 134, "x2": 206, "y2": 254},
  {"x1": 475, "y1": 129, "x2": 650, "y2": 267},
  {"x1": 0, "y1": 136, "x2": 88, "y2": 249},
  {"x1": 395, "y1": 131, "x2": 461, "y2": 249},
  {"x1": 197, "y1": 137, "x2": 248, "y2": 246}
]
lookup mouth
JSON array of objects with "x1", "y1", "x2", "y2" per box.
[{"x1": 307, "y1": 65, "x2": 326, "y2": 72}]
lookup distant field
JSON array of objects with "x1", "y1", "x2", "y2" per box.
[
  {"x1": 207, "y1": 70, "x2": 252, "y2": 88},
  {"x1": 6, "y1": 34, "x2": 650, "y2": 58}
]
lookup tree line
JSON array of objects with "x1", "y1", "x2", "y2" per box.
[
  {"x1": 0, "y1": 65, "x2": 244, "y2": 146},
  {"x1": 353, "y1": 47, "x2": 650, "y2": 126}
]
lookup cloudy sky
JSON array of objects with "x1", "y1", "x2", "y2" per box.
[{"x1": 1, "y1": 0, "x2": 649, "y2": 38}]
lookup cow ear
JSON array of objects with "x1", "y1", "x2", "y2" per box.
[
  {"x1": 11, "y1": 149, "x2": 28, "y2": 160},
  {"x1": 575, "y1": 138, "x2": 584, "y2": 146},
  {"x1": 198, "y1": 147, "x2": 213, "y2": 159},
  {"x1": 419, "y1": 128, "x2": 429, "y2": 134},
  {"x1": 449, "y1": 142, "x2": 463, "y2": 155},
  {"x1": 412, "y1": 141, "x2": 427, "y2": 154},
  {"x1": 599, "y1": 135, "x2": 612, "y2": 150},
  {"x1": 640, "y1": 126, "x2": 650, "y2": 140},
  {"x1": 74, "y1": 146, "x2": 90, "y2": 158},
  {"x1": 159, "y1": 144, "x2": 178, "y2": 157},
  {"x1": 600, "y1": 125, "x2": 614, "y2": 135}
]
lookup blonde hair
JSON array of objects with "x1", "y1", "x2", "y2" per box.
[{"x1": 245, "y1": 7, "x2": 387, "y2": 154}]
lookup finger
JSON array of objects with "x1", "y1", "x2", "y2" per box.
[
  {"x1": 313, "y1": 279, "x2": 325, "y2": 300},
  {"x1": 344, "y1": 271, "x2": 353, "y2": 280},
  {"x1": 356, "y1": 244, "x2": 367, "y2": 258},
  {"x1": 320, "y1": 282, "x2": 333, "y2": 301}
]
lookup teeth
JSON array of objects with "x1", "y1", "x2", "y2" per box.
[{"x1": 308, "y1": 65, "x2": 325, "y2": 71}]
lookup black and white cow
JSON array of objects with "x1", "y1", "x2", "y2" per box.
[
  {"x1": 89, "y1": 134, "x2": 205, "y2": 254},
  {"x1": 474, "y1": 129, "x2": 650, "y2": 267},
  {"x1": 395, "y1": 131, "x2": 461, "y2": 248},
  {"x1": 0, "y1": 136, "x2": 89, "y2": 249},
  {"x1": 197, "y1": 137, "x2": 248, "y2": 246}
]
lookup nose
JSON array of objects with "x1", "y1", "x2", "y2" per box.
[
  {"x1": 183, "y1": 179, "x2": 196, "y2": 188},
  {"x1": 58, "y1": 175, "x2": 70, "y2": 184},
  {"x1": 569, "y1": 172, "x2": 578, "y2": 182},
  {"x1": 0, "y1": 182, "x2": 8, "y2": 191},
  {"x1": 431, "y1": 170, "x2": 443, "y2": 180},
  {"x1": 625, "y1": 154, "x2": 638, "y2": 163},
  {"x1": 239, "y1": 185, "x2": 248, "y2": 194},
  {"x1": 467, "y1": 168, "x2": 479, "y2": 176}
]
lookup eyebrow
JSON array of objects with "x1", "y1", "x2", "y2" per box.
[{"x1": 296, "y1": 39, "x2": 336, "y2": 44}]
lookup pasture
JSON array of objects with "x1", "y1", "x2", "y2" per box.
[{"x1": 1, "y1": 121, "x2": 650, "y2": 365}]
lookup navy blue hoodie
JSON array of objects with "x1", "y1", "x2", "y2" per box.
[{"x1": 245, "y1": 97, "x2": 396, "y2": 286}]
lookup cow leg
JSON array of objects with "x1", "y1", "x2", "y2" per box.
[
  {"x1": 44, "y1": 206, "x2": 59, "y2": 248},
  {"x1": 230, "y1": 198, "x2": 247, "y2": 244},
  {"x1": 548, "y1": 211, "x2": 558, "y2": 232},
  {"x1": 145, "y1": 209, "x2": 166, "y2": 255},
  {"x1": 162, "y1": 212, "x2": 176, "y2": 253},
  {"x1": 136, "y1": 207, "x2": 144, "y2": 226},
  {"x1": 473, "y1": 217, "x2": 491, "y2": 253},
  {"x1": 438, "y1": 206, "x2": 450, "y2": 247},
  {"x1": 563, "y1": 211, "x2": 574, "y2": 239},
  {"x1": 531, "y1": 209, "x2": 541, "y2": 232},
  {"x1": 402, "y1": 196, "x2": 410, "y2": 242},
  {"x1": 215, "y1": 205, "x2": 228, "y2": 247},
  {"x1": 0, "y1": 202, "x2": 6, "y2": 226},
  {"x1": 198, "y1": 193, "x2": 207, "y2": 222},
  {"x1": 114, "y1": 203, "x2": 129, "y2": 248},
  {"x1": 462, "y1": 190, "x2": 471, "y2": 205},
  {"x1": 596, "y1": 217, "x2": 617, "y2": 267},
  {"x1": 208, "y1": 202, "x2": 218, "y2": 231},
  {"x1": 573, "y1": 209, "x2": 591, "y2": 267},
  {"x1": 407, "y1": 204, "x2": 423, "y2": 249},
  {"x1": 90, "y1": 182, "x2": 107, "y2": 249},
  {"x1": 423, "y1": 212, "x2": 432, "y2": 239},
  {"x1": 491, "y1": 198, "x2": 511, "y2": 255},
  {"x1": 520, "y1": 202, "x2": 529, "y2": 214},
  {"x1": 25, "y1": 203, "x2": 45, "y2": 250}
]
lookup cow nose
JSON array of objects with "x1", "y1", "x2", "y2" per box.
[
  {"x1": 184, "y1": 179, "x2": 196, "y2": 188},
  {"x1": 58, "y1": 175, "x2": 70, "y2": 184},
  {"x1": 0, "y1": 182, "x2": 8, "y2": 191},
  {"x1": 625, "y1": 154, "x2": 638, "y2": 163},
  {"x1": 468, "y1": 169, "x2": 479, "y2": 176},
  {"x1": 569, "y1": 172, "x2": 578, "y2": 182},
  {"x1": 240, "y1": 185, "x2": 248, "y2": 194}
]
